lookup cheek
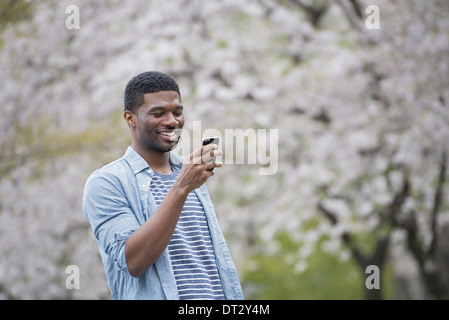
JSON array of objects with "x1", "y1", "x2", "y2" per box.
[
  {"x1": 178, "y1": 116, "x2": 185, "y2": 127},
  {"x1": 136, "y1": 119, "x2": 157, "y2": 137},
  {"x1": 137, "y1": 115, "x2": 157, "y2": 129}
]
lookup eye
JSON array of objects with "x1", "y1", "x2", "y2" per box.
[{"x1": 152, "y1": 112, "x2": 164, "y2": 117}]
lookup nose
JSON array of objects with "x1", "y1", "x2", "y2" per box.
[{"x1": 162, "y1": 112, "x2": 179, "y2": 127}]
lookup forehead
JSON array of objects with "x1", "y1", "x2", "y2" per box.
[{"x1": 143, "y1": 91, "x2": 181, "y2": 107}]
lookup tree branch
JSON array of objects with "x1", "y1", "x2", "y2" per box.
[
  {"x1": 385, "y1": 167, "x2": 410, "y2": 226},
  {"x1": 348, "y1": 0, "x2": 363, "y2": 19},
  {"x1": 317, "y1": 202, "x2": 368, "y2": 267},
  {"x1": 428, "y1": 150, "x2": 447, "y2": 256},
  {"x1": 335, "y1": 0, "x2": 363, "y2": 30},
  {"x1": 289, "y1": 0, "x2": 329, "y2": 28}
]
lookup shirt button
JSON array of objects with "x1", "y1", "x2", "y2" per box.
[
  {"x1": 134, "y1": 169, "x2": 138, "y2": 174},
  {"x1": 148, "y1": 169, "x2": 152, "y2": 173},
  {"x1": 142, "y1": 184, "x2": 146, "y2": 188}
]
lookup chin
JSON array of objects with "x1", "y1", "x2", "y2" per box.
[{"x1": 153, "y1": 141, "x2": 178, "y2": 153}]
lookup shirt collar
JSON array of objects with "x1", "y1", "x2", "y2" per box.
[{"x1": 124, "y1": 146, "x2": 184, "y2": 175}]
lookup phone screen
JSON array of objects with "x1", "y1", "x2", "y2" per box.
[
  {"x1": 202, "y1": 136, "x2": 219, "y2": 146},
  {"x1": 202, "y1": 136, "x2": 219, "y2": 169}
]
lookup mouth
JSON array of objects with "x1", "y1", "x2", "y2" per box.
[{"x1": 157, "y1": 129, "x2": 180, "y2": 142}]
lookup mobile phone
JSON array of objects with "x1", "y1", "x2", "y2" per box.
[
  {"x1": 202, "y1": 136, "x2": 219, "y2": 169},
  {"x1": 202, "y1": 136, "x2": 219, "y2": 147}
]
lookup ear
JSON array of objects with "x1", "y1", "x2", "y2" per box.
[{"x1": 124, "y1": 110, "x2": 137, "y2": 128}]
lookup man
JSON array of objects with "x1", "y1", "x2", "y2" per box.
[{"x1": 82, "y1": 71, "x2": 244, "y2": 300}]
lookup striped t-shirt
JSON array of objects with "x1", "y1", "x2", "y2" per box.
[{"x1": 149, "y1": 169, "x2": 225, "y2": 300}]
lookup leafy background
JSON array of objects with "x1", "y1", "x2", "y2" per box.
[{"x1": 1, "y1": 0, "x2": 448, "y2": 299}]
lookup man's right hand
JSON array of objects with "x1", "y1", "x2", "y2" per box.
[
  {"x1": 174, "y1": 144, "x2": 223, "y2": 195},
  {"x1": 125, "y1": 143, "x2": 223, "y2": 277}
]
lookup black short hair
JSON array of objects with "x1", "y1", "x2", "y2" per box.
[{"x1": 124, "y1": 71, "x2": 181, "y2": 113}]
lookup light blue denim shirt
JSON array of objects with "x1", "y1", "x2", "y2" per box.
[{"x1": 82, "y1": 146, "x2": 244, "y2": 300}]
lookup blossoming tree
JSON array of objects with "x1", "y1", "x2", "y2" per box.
[{"x1": 0, "y1": 0, "x2": 448, "y2": 299}]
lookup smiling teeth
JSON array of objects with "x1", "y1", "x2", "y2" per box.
[{"x1": 160, "y1": 132, "x2": 175, "y2": 136}]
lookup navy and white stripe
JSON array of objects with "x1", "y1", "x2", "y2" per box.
[{"x1": 149, "y1": 170, "x2": 225, "y2": 300}]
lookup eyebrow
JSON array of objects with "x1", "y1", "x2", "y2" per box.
[{"x1": 149, "y1": 105, "x2": 183, "y2": 112}]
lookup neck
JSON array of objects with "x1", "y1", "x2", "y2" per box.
[{"x1": 131, "y1": 142, "x2": 172, "y2": 175}]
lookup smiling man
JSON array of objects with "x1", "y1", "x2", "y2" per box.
[{"x1": 82, "y1": 71, "x2": 244, "y2": 300}]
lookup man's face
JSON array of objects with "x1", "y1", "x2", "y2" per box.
[{"x1": 132, "y1": 90, "x2": 184, "y2": 153}]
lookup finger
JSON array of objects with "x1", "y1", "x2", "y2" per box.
[
  {"x1": 210, "y1": 149, "x2": 223, "y2": 158},
  {"x1": 202, "y1": 148, "x2": 222, "y2": 165},
  {"x1": 203, "y1": 153, "x2": 221, "y2": 165},
  {"x1": 205, "y1": 161, "x2": 223, "y2": 171},
  {"x1": 201, "y1": 144, "x2": 218, "y2": 156},
  {"x1": 190, "y1": 144, "x2": 217, "y2": 161},
  {"x1": 188, "y1": 146, "x2": 208, "y2": 164}
]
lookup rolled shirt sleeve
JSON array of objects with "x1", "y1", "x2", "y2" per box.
[{"x1": 83, "y1": 171, "x2": 139, "y2": 273}]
